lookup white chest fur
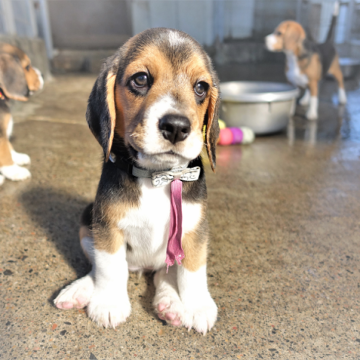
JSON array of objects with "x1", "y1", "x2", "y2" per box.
[
  {"x1": 285, "y1": 51, "x2": 308, "y2": 88},
  {"x1": 6, "y1": 116, "x2": 13, "y2": 138},
  {"x1": 118, "y1": 178, "x2": 202, "y2": 271}
]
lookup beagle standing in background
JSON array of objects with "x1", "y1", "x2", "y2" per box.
[
  {"x1": 0, "y1": 42, "x2": 43, "y2": 185},
  {"x1": 54, "y1": 28, "x2": 220, "y2": 335},
  {"x1": 265, "y1": 1, "x2": 346, "y2": 120}
]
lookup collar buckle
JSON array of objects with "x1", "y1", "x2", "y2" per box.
[{"x1": 152, "y1": 166, "x2": 200, "y2": 187}]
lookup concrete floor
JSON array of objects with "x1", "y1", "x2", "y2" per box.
[{"x1": 1, "y1": 73, "x2": 360, "y2": 359}]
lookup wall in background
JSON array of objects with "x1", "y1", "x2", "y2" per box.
[
  {"x1": 253, "y1": 0, "x2": 297, "y2": 38},
  {"x1": 1, "y1": 0, "x2": 359, "y2": 75},
  {"x1": 47, "y1": 0, "x2": 132, "y2": 50}
]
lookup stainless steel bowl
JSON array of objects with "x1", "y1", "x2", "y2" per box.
[
  {"x1": 220, "y1": 81, "x2": 299, "y2": 135},
  {"x1": 339, "y1": 58, "x2": 360, "y2": 79}
]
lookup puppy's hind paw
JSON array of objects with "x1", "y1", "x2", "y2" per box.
[
  {"x1": 54, "y1": 274, "x2": 94, "y2": 310},
  {"x1": 338, "y1": 88, "x2": 347, "y2": 105}
]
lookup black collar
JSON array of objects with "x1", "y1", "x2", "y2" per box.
[
  {"x1": 109, "y1": 152, "x2": 135, "y2": 176},
  {"x1": 109, "y1": 151, "x2": 191, "y2": 179},
  {"x1": 109, "y1": 139, "x2": 139, "y2": 176},
  {"x1": 108, "y1": 138, "x2": 201, "y2": 182}
]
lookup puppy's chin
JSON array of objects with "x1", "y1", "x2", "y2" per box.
[
  {"x1": 136, "y1": 152, "x2": 191, "y2": 171},
  {"x1": 129, "y1": 133, "x2": 204, "y2": 171}
]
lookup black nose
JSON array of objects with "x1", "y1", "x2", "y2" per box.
[{"x1": 159, "y1": 115, "x2": 191, "y2": 144}]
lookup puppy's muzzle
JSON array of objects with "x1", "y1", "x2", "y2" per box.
[{"x1": 159, "y1": 114, "x2": 191, "y2": 144}]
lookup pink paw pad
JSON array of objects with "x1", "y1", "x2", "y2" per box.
[
  {"x1": 57, "y1": 302, "x2": 74, "y2": 310},
  {"x1": 172, "y1": 319, "x2": 181, "y2": 326},
  {"x1": 157, "y1": 304, "x2": 182, "y2": 327},
  {"x1": 157, "y1": 303, "x2": 166, "y2": 312},
  {"x1": 165, "y1": 312, "x2": 176, "y2": 321},
  {"x1": 75, "y1": 296, "x2": 88, "y2": 308}
]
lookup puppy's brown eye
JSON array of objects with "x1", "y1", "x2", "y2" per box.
[
  {"x1": 194, "y1": 82, "x2": 208, "y2": 97},
  {"x1": 25, "y1": 65, "x2": 30, "y2": 71},
  {"x1": 133, "y1": 73, "x2": 148, "y2": 88},
  {"x1": 275, "y1": 31, "x2": 282, "y2": 36}
]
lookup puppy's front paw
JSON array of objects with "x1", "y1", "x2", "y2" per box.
[
  {"x1": 0, "y1": 164, "x2": 31, "y2": 181},
  {"x1": 182, "y1": 293, "x2": 218, "y2": 335},
  {"x1": 153, "y1": 267, "x2": 184, "y2": 327},
  {"x1": 0, "y1": 174, "x2": 4, "y2": 186},
  {"x1": 54, "y1": 274, "x2": 94, "y2": 310},
  {"x1": 154, "y1": 289, "x2": 184, "y2": 327},
  {"x1": 306, "y1": 97, "x2": 318, "y2": 120},
  {"x1": 11, "y1": 150, "x2": 31, "y2": 166},
  {"x1": 87, "y1": 290, "x2": 131, "y2": 328},
  {"x1": 306, "y1": 108, "x2": 318, "y2": 120}
]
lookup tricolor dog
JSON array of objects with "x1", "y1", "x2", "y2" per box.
[
  {"x1": 265, "y1": 1, "x2": 346, "y2": 120},
  {"x1": 0, "y1": 42, "x2": 43, "y2": 185},
  {"x1": 54, "y1": 28, "x2": 220, "y2": 334}
]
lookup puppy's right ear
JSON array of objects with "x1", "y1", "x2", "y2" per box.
[
  {"x1": 0, "y1": 53, "x2": 29, "y2": 101},
  {"x1": 86, "y1": 56, "x2": 118, "y2": 162}
]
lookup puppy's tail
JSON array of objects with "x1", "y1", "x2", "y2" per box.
[
  {"x1": 79, "y1": 202, "x2": 95, "y2": 265},
  {"x1": 325, "y1": 1, "x2": 340, "y2": 43}
]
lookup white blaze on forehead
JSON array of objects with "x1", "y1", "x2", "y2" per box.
[
  {"x1": 142, "y1": 94, "x2": 178, "y2": 153},
  {"x1": 146, "y1": 94, "x2": 178, "y2": 122},
  {"x1": 168, "y1": 31, "x2": 186, "y2": 47}
]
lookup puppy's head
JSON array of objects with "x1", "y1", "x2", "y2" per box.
[
  {"x1": 0, "y1": 42, "x2": 44, "y2": 101},
  {"x1": 265, "y1": 21, "x2": 306, "y2": 54},
  {"x1": 86, "y1": 28, "x2": 220, "y2": 172}
]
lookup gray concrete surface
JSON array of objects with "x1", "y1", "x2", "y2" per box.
[{"x1": 1, "y1": 73, "x2": 360, "y2": 359}]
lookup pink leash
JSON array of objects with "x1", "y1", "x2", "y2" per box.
[{"x1": 165, "y1": 179, "x2": 185, "y2": 272}]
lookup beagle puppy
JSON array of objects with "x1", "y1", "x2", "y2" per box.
[
  {"x1": 0, "y1": 42, "x2": 43, "y2": 185},
  {"x1": 265, "y1": 1, "x2": 346, "y2": 120},
  {"x1": 54, "y1": 28, "x2": 220, "y2": 335}
]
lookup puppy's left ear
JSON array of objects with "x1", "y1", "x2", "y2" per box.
[
  {"x1": 204, "y1": 83, "x2": 221, "y2": 172},
  {"x1": 86, "y1": 55, "x2": 118, "y2": 162}
]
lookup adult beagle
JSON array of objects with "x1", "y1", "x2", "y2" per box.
[
  {"x1": 54, "y1": 28, "x2": 220, "y2": 334},
  {"x1": 265, "y1": 1, "x2": 346, "y2": 120},
  {"x1": 0, "y1": 42, "x2": 43, "y2": 185}
]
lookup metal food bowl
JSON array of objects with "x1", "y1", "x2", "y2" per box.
[
  {"x1": 220, "y1": 81, "x2": 299, "y2": 135},
  {"x1": 339, "y1": 58, "x2": 360, "y2": 79}
]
